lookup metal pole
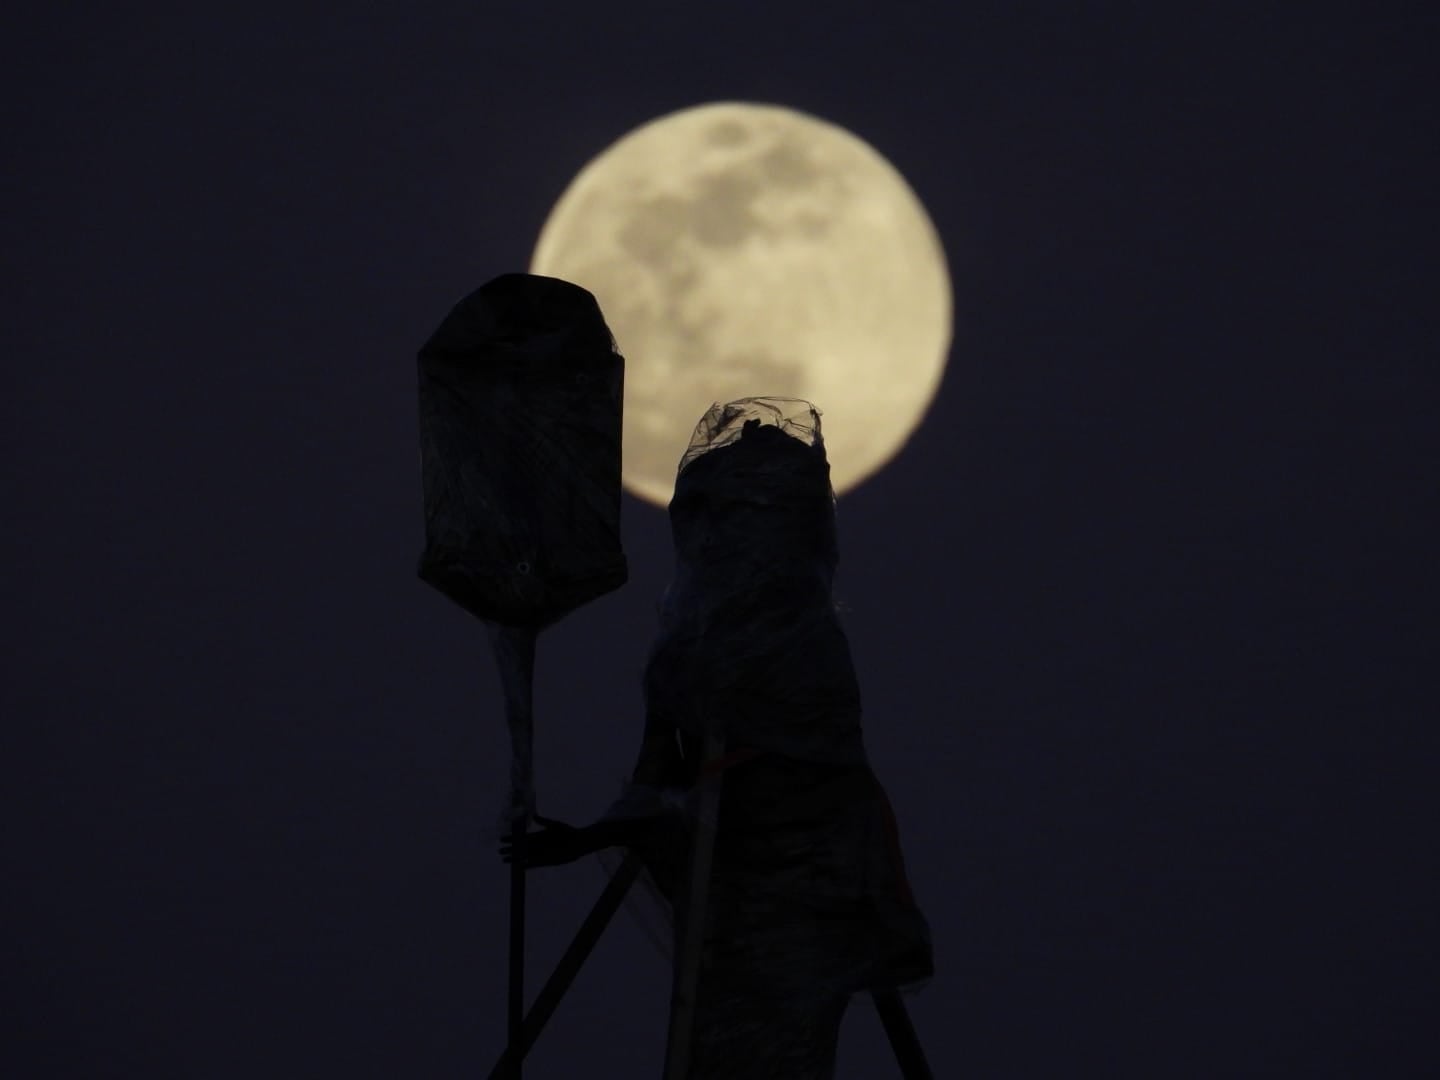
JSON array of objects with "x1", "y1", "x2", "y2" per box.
[
  {"x1": 663, "y1": 730, "x2": 726, "y2": 1079},
  {"x1": 489, "y1": 624, "x2": 537, "y2": 1079}
]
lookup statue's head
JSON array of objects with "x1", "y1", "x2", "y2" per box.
[{"x1": 667, "y1": 398, "x2": 837, "y2": 584}]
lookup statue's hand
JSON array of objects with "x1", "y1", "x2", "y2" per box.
[{"x1": 499, "y1": 815, "x2": 594, "y2": 869}]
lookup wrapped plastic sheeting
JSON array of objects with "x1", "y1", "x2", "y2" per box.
[
  {"x1": 417, "y1": 273, "x2": 627, "y2": 628},
  {"x1": 598, "y1": 397, "x2": 932, "y2": 1077},
  {"x1": 654, "y1": 397, "x2": 864, "y2": 765}
]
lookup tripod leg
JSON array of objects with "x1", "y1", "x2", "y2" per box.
[
  {"x1": 871, "y1": 989, "x2": 934, "y2": 1080},
  {"x1": 489, "y1": 852, "x2": 645, "y2": 1078}
]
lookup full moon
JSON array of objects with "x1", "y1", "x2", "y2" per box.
[{"x1": 532, "y1": 101, "x2": 952, "y2": 505}]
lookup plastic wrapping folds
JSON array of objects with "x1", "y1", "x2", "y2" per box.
[
  {"x1": 600, "y1": 398, "x2": 933, "y2": 1052},
  {"x1": 416, "y1": 273, "x2": 627, "y2": 628}
]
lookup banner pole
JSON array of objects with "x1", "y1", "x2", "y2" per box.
[{"x1": 489, "y1": 624, "x2": 537, "y2": 1078}]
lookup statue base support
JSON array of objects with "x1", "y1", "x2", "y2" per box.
[{"x1": 489, "y1": 852, "x2": 934, "y2": 1078}]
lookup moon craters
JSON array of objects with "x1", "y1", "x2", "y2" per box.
[{"x1": 533, "y1": 102, "x2": 951, "y2": 505}]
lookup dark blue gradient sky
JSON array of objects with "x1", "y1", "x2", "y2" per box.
[{"x1": 5, "y1": 5, "x2": 1436, "y2": 1077}]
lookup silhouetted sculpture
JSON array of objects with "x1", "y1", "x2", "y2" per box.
[
  {"x1": 507, "y1": 398, "x2": 932, "y2": 1078},
  {"x1": 418, "y1": 272, "x2": 628, "y2": 1079}
]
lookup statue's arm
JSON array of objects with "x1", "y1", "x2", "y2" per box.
[
  {"x1": 505, "y1": 710, "x2": 691, "y2": 868},
  {"x1": 586, "y1": 706, "x2": 691, "y2": 849}
]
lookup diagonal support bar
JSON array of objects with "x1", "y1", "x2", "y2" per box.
[{"x1": 489, "y1": 852, "x2": 645, "y2": 1078}]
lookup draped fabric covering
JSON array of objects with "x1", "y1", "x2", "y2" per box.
[
  {"x1": 416, "y1": 273, "x2": 627, "y2": 629},
  {"x1": 599, "y1": 398, "x2": 932, "y2": 1077}
]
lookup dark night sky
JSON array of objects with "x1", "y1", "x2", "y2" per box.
[{"x1": 4, "y1": 5, "x2": 1437, "y2": 1078}]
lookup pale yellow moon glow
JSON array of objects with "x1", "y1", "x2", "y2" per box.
[{"x1": 531, "y1": 101, "x2": 952, "y2": 506}]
